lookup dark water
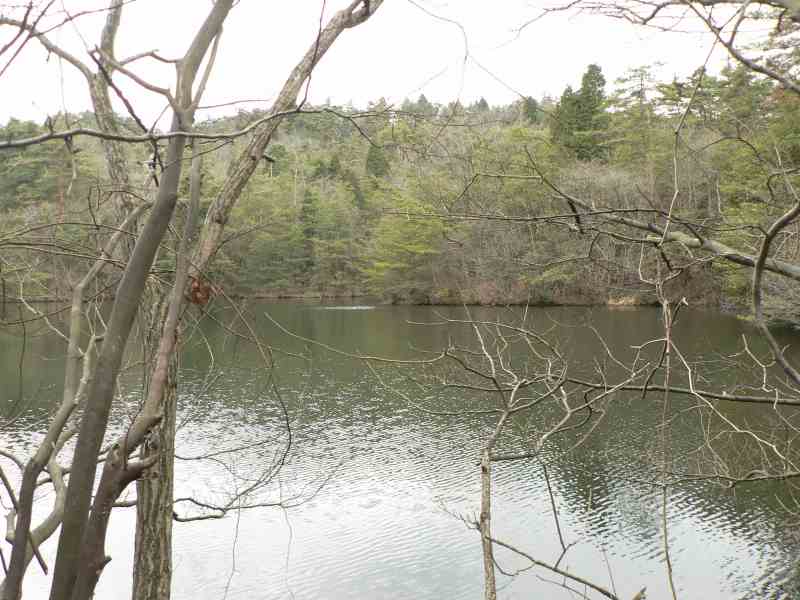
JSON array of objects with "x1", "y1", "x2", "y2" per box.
[{"x1": 2, "y1": 303, "x2": 799, "y2": 599}]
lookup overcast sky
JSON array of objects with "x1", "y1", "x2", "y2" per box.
[{"x1": 0, "y1": 0, "x2": 739, "y2": 126}]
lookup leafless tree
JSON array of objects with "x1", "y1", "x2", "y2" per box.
[
  {"x1": 0, "y1": 2, "x2": 385, "y2": 599},
  {"x1": 355, "y1": 309, "x2": 649, "y2": 599}
]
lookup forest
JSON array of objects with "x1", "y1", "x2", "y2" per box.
[
  {"x1": 2, "y1": 1, "x2": 800, "y2": 600},
  {"x1": 3, "y1": 55, "x2": 799, "y2": 321}
]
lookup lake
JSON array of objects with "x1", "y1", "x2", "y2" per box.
[{"x1": 2, "y1": 303, "x2": 799, "y2": 599}]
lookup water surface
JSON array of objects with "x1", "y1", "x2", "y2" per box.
[{"x1": 2, "y1": 303, "x2": 799, "y2": 599}]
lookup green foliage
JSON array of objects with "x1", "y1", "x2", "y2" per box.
[
  {"x1": 550, "y1": 64, "x2": 609, "y2": 160},
  {"x1": 472, "y1": 97, "x2": 490, "y2": 112},
  {"x1": 268, "y1": 144, "x2": 289, "y2": 176},
  {"x1": 365, "y1": 143, "x2": 390, "y2": 178},
  {"x1": 522, "y1": 96, "x2": 541, "y2": 124},
  {"x1": 6, "y1": 52, "x2": 800, "y2": 314},
  {"x1": 607, "y1": 66, "x2": 673, "y2": 198},
  {"x1": 363, "y1": 190, "x2": 444, "y2": 299},
  {"x1": 550, "y1": 86, "x2": 580, "y2": 152},
  {"x1": 0, "y1": 120, "x2": 73, "y2": 211},
  {"x1": 300, "y1": 189, "x2": 318, "y2": 275}
]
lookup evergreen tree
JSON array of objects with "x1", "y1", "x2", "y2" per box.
[
  {"x1": 550, "y1": 64, "x2": 609, "y2": 160},
  {"x1": 329, "y1": 154, "x2": 342, "y2": 177},
  {"x1": 522, "y1": 96, "x2": 540, "y2": 124},
  {"x1": 577, "y1": 64, "x2": 606, "y2": 128},
  {"x1": 342, "y1": 169, "x2": 366, "y2": 209},
  {"x1": 574, "y1": 63, "x2": 608, "y2": 160},
  {"x1": 300, "y1": 189, "x2": 318, "y2": 277},
  {"x1": 366, "y1": 143, "x2": 390, "y2": 177},
  {"x1": 718, "y1": 63, "x2": 771, "y2": 132},
  {"x1": 550, "y1": 86, "x2": 581, "y2": 151},
  {"x1": 268, "y1": 144, "x2": 289, "y2": 176},
  {"x1": 416, "y1": 94, "x2": 435, "y2": 116}
]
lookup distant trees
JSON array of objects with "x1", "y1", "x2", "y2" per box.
[
  {"x1": 401, "y1": 93, "x2": 437, "y2": 118},
  {"x1": 8, "y1": 55, "x2": 800, "y2": 314},
  {"x1": 522, "y1": 96, "x2": 541, "y2": 124},
  {"x1": 6, "y1": 52, "x2": 800, "y2": 319},
  {"x1": 551, "y1": 63, "x2": 608, "y2": 160},
  {"x1": 365, "y1": 142, "x2": 390, "y2": 178},
  {"x1": 473, "y1": 96, "x2": 490, "y2": 112},
  {"x1": 0, "y1": 118, "x2": 102, "y2": 214}
]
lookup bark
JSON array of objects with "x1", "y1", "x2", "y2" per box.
[
  {"x1": 70, "y1": 450, "x2": 156, "y2": 600},
  {"x1": 479, "y1": 448, "x2": 496, "y2": 600},
  {"x1": 132, "y1": 364, "x2": 177, "y2": 600},
  {"x1": 126, "y1": 6, "x2": 388, "y2": 598},
  {"x1": 1, "y1": 3, "x2": 385, "y2": 599},
  {"x1": 132, "y1": 141, "x2": 202, "y2": 600},
  {"x1": 47, "y1": 4, "x2": 233, "y2": 599},
  {"x1": 128, "y1": 6, "x2": 387, "y2": 597},
  {"x1": 91, "y1": 0, "x2": 133, "y2": 214},
  {"x1": 48, "y1": 114, "x2": 188, "y2": 600},
  {"x1": 478, "y1": 408, "x2": 510, "y2": 600}
]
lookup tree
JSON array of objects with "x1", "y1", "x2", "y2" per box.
[
  {"x1": 473, "y1": 96, "x2": 490, "y2": 112},
  {"x1": 344, "y1": 9, "x2": 800, "y2": 593},
  {"x1": 578, "y1": 64, "x2": 606, "y2": 119},
  {"x1": 0, "y1": 2, "x2": 385, "y2": 599},
  {"x1": 366, "y1": 142, "x2": 390, "y2": 178},
  {"x1": 550, "y1": 85, "x2": 581, "y2": 152},
  {"x1": 575, "y1": 63, "x2": 608, "y2": 160},
  {"x1": 607, "y1": 65, "x2": 672, "y2": 205},
  {"x1": 4, "y1": 2, "x2": 800, "y2": 597},
  {"x1": 522, "y1": 96, "x2": 541, "y2": 123},
  {"x1": 550, "y1": 65, "x2": 608, "y2": 160},
  {"x1": 300, "y1": 188, "x2": 319, "y2": 278}
]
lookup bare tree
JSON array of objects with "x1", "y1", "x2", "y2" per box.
[
  {"x1": 357, "y1": 310, "x2": 647, "y2": 599},
  {"x1": 0, "y1": 2, "x2": 386, "y2": 599}
]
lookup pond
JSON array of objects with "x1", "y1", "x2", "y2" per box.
[{"x1": 2, "y1": 303, "x2": 799, "y2": 599}]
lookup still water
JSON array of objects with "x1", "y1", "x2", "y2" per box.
[{"x1": 2, "y1": 303, "x2": 799, "y2": 599}]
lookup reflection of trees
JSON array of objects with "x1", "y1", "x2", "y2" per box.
[{"x1": 4, "y1": 301, "x2": 800, "y2": 596}]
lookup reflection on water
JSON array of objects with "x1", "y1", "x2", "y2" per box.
[
  {"x1": 314, "y1": 305, "x2": 376, "y2": 310},
  {"x1": 2, "y1": 303, "x2": 799, "y2": 599}
]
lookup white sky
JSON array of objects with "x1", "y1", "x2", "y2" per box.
[{"x1": 0, "y1": 0, "x2": 740, "y2": 126}]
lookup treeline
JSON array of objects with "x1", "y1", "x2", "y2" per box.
[{"x1": 2, "y1": 61, "x2": 799, "y2": 319}]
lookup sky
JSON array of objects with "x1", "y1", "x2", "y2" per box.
[{"x1": 0, "y1": 0, "x2": 743, "y2": 126}]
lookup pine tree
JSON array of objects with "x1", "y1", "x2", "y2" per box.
[
  {"x1": 300, "y1": 189, "x2": 318, "y2": 277},
  {"x1": 417, "y1": 94, "x2": 435, "y2": 116},
  {"x1": 550, "y1": 86, "x2": 581, "y2": 151},
  {"x1": 574, "y1": 63, "x2": 608, "y2": 160},
  {"x1": 523, "y1": 96, "x2": 540, "y2": 124},
  {"x1": 366, "y1": 143, "x2": 390, "y2": 177},
  {"x1": 577, "y1": 64, "x2": 606, "y2": 129},
  {"x1": 550, "y1": 64, "x2": 609, "y2": 160}
]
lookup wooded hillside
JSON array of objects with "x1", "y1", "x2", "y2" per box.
[{"x1": 3, "y1": 61, "x2": 799, "y2": 320}]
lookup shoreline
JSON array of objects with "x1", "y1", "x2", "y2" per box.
[
  {"x1": 0, "y1": 291, "x2": 716, "y2": 309},
  {"x1": 3, "y1": 294, "x2": 797, "y2": 328}
]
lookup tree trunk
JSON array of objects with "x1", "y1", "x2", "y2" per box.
[
  {"x1": 479, "y1": 449, "x2": 497, "y2": 600},
  {"x1": 132, "y1": 358, "x2": 177, "y2": 600},
  {"x1": 131, "y1": 134, "x2": 203, "y2": 600},
  {"x1": 47, "y1": 113, "x2": 189, "y2": 600}
]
